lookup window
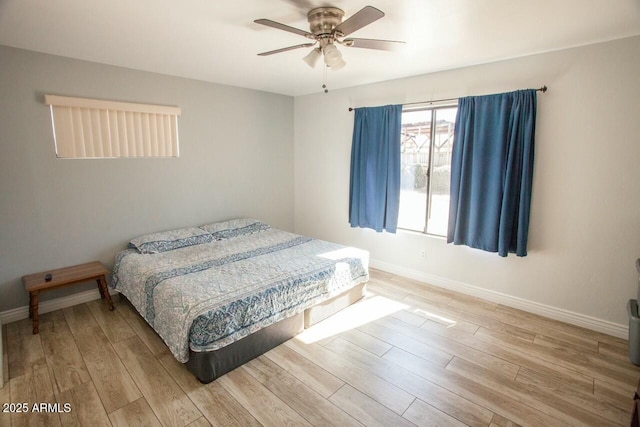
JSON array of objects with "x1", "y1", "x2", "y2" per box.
[
  {"x1": 45, "y1": 95, "x2": 181, "y2": 158},
  {"x1": 397, "y1": 105, "x2": 457, "y2": 236}
]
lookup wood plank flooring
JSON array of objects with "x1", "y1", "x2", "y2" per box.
[{"x1": 1, "y1": 268, "x2": 638, "y2": 426}]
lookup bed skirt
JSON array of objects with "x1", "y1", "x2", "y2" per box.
[
  {"x1": 185, "y1": 283, "x2": 366, "y2": 383},
  {"x1": 186, "y1": 312, "x2": 305, "y2": 383},
  {"x1": 304, "y1": 282, "x2": 366, "y2": 327}
]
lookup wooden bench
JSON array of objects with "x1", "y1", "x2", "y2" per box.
[{"x1": 22, "y1": 261, "x2": 114, "y2": 334}]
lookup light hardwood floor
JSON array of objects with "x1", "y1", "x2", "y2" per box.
[{"x1": 2, "y1": 268, "x2": 638, "y2": 427}]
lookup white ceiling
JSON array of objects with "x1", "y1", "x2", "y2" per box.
[{"x1": 1, "y1": 0, "x2": 639, "y2": 96}]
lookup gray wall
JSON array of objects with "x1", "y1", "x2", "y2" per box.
[
  {"x1": 0, "y1": 46, "x2": 294, "y2": 311},
  {"x1": 294, "y1": 36, "x2": 640, "y2": 327}
]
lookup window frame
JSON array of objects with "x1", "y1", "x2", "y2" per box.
[{"x1": 398, "y1": 102, "x2": 458, "y2": 237}]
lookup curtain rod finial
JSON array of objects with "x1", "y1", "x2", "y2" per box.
[{"x1": 541, "y1": 85, "x2": 548, "y2": 93}]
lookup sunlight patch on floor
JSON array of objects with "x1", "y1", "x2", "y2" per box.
[
  {"x1": 295, "y1": 294, "x2": 409, "y2": 344},
  {"x1": 411, "y1": 308, "x2": 457, "y2": 327}
]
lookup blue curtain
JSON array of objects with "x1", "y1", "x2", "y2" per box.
[
  {"x1": 349, "y1": 105, "x2": 402, "y2": 233},
  {"x1": 447, "y1": 90, "x2": 537, "y2": 257}
]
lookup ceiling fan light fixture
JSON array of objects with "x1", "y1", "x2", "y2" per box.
[
  {"x1": 329, "y1": 56, "x2": 346, "y2": 70},
  {"x1": 323, "y1": 43, "x2": 343, "y2": 68},
  {"x1": 302, "y1": 47, "x2": 321, "y2": 68}
]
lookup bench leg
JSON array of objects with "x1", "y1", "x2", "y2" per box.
[
  {"x1": 30, "y1": 292, "x2": 39, "y2": 334},
  {"x1": 96, "y1": 278, "x2": 105, "y2": 299},
  {"x1": 98, "y1": 276, "x2": 114, "y2": 311}
]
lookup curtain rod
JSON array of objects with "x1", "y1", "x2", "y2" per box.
[{"x1": 347, "y1": 85, "x2": 548, "y2": 112}]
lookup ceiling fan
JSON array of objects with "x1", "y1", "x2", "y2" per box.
[{"x1": 254, "y1": 5, "x2": 404, "y2": 71}]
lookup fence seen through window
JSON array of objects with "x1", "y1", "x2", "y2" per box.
[{"x1": 397, "y1": 105, "x2": 457, "y2": 236}]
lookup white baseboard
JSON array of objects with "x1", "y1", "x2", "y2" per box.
[
  {"x1": 0, "y1": 288, "x2": 113, "y2": 325},
  {"x1": 369, "y1": 259, "x2": 629, "y2": 340}
]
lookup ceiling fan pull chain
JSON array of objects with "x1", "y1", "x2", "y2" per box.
[{"x1": 323, "y1": 64, "x2": 328, "y2": 93}]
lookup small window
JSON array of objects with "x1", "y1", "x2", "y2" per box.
[
  {"x1": 45, "y1": 95, "x2": 181, "y2": 158},
  {"x1": 398, "y1": 105, "x2": 457, "y2": 236}
]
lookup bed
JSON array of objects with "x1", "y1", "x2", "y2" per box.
[{"x1": 110, "y1": 218, "x2": 369, "y2": 382}]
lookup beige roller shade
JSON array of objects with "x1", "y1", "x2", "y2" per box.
[{"x1": 45, "y1": 95, "x2": 181, "y2": 158}]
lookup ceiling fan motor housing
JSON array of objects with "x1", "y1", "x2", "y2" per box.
[{"x1": 307, "y1": 7, "x2": 345, "y2": 37}]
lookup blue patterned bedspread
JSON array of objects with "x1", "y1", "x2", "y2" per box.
[{"x1": 111, "y1": 220, "x2": 369, "y2": 363}]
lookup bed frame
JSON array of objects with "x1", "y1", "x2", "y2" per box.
[{"x1": 185, "y1": 282, "x2": 367, "y2": 383}]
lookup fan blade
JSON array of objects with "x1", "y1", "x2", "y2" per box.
[
  {"x1": 343, "y1": 38, "x2": 405, "y2": 51},
  {"x1": 333, "y1": 6, "x2": 384, "y2": 37},
  {"x1": 254, "y1": 19, "x2": 314, "y2": 39},
  {"x1": 258, "y1": 43, "x2": 315, "y2": 56}
]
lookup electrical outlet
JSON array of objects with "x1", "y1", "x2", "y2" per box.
[{"x1": 420, "y1": 249, "x2": 426, "y2": 259}]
